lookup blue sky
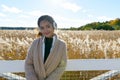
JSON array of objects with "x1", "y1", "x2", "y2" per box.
[{"x1": 0, "y1": 0, "x2": 120, "y2": 28}]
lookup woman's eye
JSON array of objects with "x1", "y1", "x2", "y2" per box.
[
  {"x1": 47, "y1": 25, "x2": 50, "y2": 28},
  {"x1": 40, "y1": 26, "x2": 44, "y2": 30}
]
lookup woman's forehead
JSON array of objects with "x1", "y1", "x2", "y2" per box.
[
  {"x1": 40, "y1": 20, "x2": 50, "y2": 24},
  {"x1": 40, "y1": 20, "x2": 52, "y2": 26}
]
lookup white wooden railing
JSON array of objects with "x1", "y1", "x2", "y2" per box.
[{"x1": 0, "y1": 59, "x2": 120, "y2": 79}]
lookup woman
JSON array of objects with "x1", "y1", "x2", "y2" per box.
[{"x1": 25, "y1": 15, "x2": 67, "y2": 80}]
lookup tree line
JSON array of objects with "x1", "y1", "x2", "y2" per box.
[
  {"x1": 68, "y1": 18, "x2": 120, "y2": 30},
  {"x1": 1, "y1": 18, "x2": 120, "y2": 30}
]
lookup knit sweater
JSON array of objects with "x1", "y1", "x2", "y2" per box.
[{"x1": 44, "y1": 37, "x2": 53, "y2": 63}]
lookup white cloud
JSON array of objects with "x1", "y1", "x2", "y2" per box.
[
  {"x1": 0, "y1": 18, "x2": 34, "y2": 27},
  {"x1": 82, "y1": 9, "x2": 92, "y2": 13},
  {"x1": 87, "y1": 14, "x2": 113, "y2": 21},
  {"x1": 87, "y1": 14, "x2": 94, "y2": 18},
  {"x1": 0, "y1": 18, "x2": 12, "y2": 22},
  {"x1": 1, "y1": 4, "x2": 22, "y2": 13},
  {"x1": 58, "y1": 19, "x2": 91, "y2": 28},
  {"x1": 46, "y1": 0, "x2": 82, "y2": 12},
  {"x1": 61, "y1": 2, "x2": 82, "y2": 12},
  {"x1": 28, "y1": 10, "x2": 46, "y2": 17},
  {"x1": 96, "y1": 16, "x2": 113, "y2": 21},
  {"x1": 49, "y1": 15, "x2": 91, "y2": 28},
  {"x1": 0, "y1": 8, "x2": 90, "y2": 28},
  {"x1": 0, "y1": 12, "x2": 91, "y2": 28},
  {"x1": 82, "y1": 10, "x2": 87, "y2": 13},
  {"x1": 19, "y1": 14, "x2": 30, "y2": 18},
  {"x1": 0, "y1": 13, "x2": 6, "y2": 17}
]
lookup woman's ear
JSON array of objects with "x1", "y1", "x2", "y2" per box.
[
  {"x1": 38, "y1": 26, "x2": 41, "y2": 31},
  {"x1": 53, "y1": 22, "x2": 57, "y2": 30}
]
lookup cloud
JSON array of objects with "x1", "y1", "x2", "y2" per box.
[
  {"x1": 96, "y1": 16, "x2": 113, "y2": 21},
  {"x1": 46, "y1": 0, "x2": 82, "y2": 12},
  {"x1": 28, "y1": 10, "x2": 46, "y2": 17},
  {"x1": 1, "y1": 4, "x2": 22, "y2": 13},
  {"x1": 0, "y1": 13, "x2": 6, "y2": 17},
  {"x1": 48, "y1": 15, "x2": 91, "y2": 28},
  {"x1": 19, "y1": 14, "x2": 30, "y2": 18},
  {"x1": 0, "y1": 11, "x2": 91, "y2": 28},
  {"x1": 0, "y1": 18, "x2": 14, "y2": 27},
  {"x1": 87, "y1": 14, "x2": 113, "y2": 21},
  {"x1": 87, "y1": 14, "x2": 94, "y2": 18},
  {"x1": 61, "y1": 2, "x2": 82, "y2": 12}
]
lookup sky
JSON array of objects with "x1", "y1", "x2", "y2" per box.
[{"x1": 0, "y1": 0, "x2": 120, "y2": 28}]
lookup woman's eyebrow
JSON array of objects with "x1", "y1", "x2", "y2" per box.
[
  {"x1": 39, "y1": 26, "x2": 43, "y2": 28},
  {"x1": 46, "y1": 24, "x2": 50, "y2": 26}
]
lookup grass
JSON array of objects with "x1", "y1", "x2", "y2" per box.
[{"x1": 0, "y1": 30, "x2": 120, "y2": 79}]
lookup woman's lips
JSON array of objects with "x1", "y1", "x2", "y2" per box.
[{"x1": 45, "y1": 32, "x2": 50, "y2": 35}]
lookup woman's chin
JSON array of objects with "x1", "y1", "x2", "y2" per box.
[
  {"x1": 44, "y1": 35, "x2": 51, "y2": 38},
  {"x1": 44, "y1": 33, "x2": 54, "y2": 38}
]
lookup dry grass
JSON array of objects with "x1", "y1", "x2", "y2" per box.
[
  {"x1": 0, "y1": 30, "x2": 120, "y2": 80},
  {"x1": 0, "y1": 30, "x2": 120, "y2": 60}
]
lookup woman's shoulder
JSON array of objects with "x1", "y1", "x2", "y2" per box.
[
  {"x1": 30, "y1": 37, "x2": 41, "y2": 46},
  {"x1": 58, "y1": 38, "x2": 66, "y2": 46},
  {"x1": 27, "y1": 38, "x2": 40, "y2": 52},
  {"x1": 33, "y1": 37, "x2": 41, "y2": 42}
]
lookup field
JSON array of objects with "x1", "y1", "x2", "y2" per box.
[{"x1": 0, "y1": 30, "x2": 120, "y2": 79}]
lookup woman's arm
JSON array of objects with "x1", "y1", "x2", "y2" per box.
[
  {"x1": 46, "y1": 43, "x2": 67, "y2": 80},
  {"x1": 25, "y1": 41, "x2": 38, "y2": 80}
]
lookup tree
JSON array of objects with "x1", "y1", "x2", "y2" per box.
[{"x1": 110, "y1": 18, "x2": 120, "y2": 26}]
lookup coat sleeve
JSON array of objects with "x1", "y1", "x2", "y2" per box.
[
  {"x1": 25, "y1": 41, "x2": 38, "y2": 80},
  {"x1": 45, "y1": 43, "x2": 68, "y2": 80}
]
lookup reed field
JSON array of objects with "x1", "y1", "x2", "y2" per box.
[{"x1": 0, "y1": 30, "x2": 120, "y2": 80}]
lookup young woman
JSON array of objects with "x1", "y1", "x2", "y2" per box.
[{"x1": 25, "y1": 15, "x2": 67, "y2": 80}]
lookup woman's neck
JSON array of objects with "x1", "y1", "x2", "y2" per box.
[{"x1": 45, "y1": 34, "x2": 55, "y2": 38}]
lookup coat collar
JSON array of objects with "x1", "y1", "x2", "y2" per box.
[
  {"x1": 41, "y1": 33, "x2": 58, "y2": 62},
  {"x1": 41, "y1": 33, "x2": 58, "y2": 43},
  {"x1": 38, "y1": 33, "x2": 60, "y2": 77}
]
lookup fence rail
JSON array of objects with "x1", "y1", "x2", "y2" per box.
[
  {"x1": 0, "y1": 73, "x2": 26, "y2": 80},
  {"x1": 0, "y1": 59, "x2": 120, "y2": 79},
  {"x1": 90, "y1": 70, "x2": 120, "y2": 80}
]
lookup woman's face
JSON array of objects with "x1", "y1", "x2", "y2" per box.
[{"x1": 39, "y1": 20, "x2": 54, "y2": 38}]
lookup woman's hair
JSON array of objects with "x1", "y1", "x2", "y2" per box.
[
  {"x1": 36, "y1": 15, "x2": 57, "y2": 38},
  {"x1": 36, "y1": 31, "x2": 42, "y2": 38},
  {"x1": 37, "y1": 15, "x2": 57, "y2": 30}
]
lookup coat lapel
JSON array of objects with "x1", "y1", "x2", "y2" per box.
[
  {"x1": 38, "y1": 38, "x2": 46, "y2": 77},
  {"x1": 38, "y1": 33, "x2": 60, "y2": 76},
  {"x1": 45, "y1": 39, "x2": 61, "y2": 76},
  {"x1": 41, "y1": 34, "x2": 59, "y2": 66},
  {"x1": 44, "y1": 38, "x2": 59, "y2": 67}
]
